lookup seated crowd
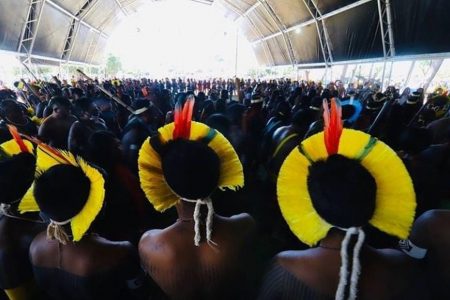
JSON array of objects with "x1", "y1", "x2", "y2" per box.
[{"x1": 0, "y1": 75, "x2": 448, "y2": 300}]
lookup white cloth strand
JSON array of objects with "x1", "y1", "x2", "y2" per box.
[
  {"x1": 335, "y1": 227, "x2": 365, "y2": 300},
  {"x1": 335, "y1": 227, "x2": 356, "y2": 300},
  {"x1": 349, "y1": 228, "x2": 365, "y2": 300},
  {"x1": 0, "y1": 203, "x2": 11, "y2": 216},
  {"x1": 47, "y1": 219, "x2": 71, "y2": 245},
  {"x1": 181, "y1": 197, "x2": 217, "y2": 248}
]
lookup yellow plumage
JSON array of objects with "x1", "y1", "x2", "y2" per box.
[
  {"x1": 138, "y1": 121, "x2": 244, "y2": 212},
  {"x1": 277, "y1": 148, "x2": 331, "y2": 246},
  {"x1": 0, "y1": 139, "x2": 33, "y2": 156},
  {"x1": 19, "y1": 144, "x2": 106, "y2": 242},
  {"x1": 277, "y1": 128, "x2": 416, "y2": 246},
  {"x1": 70, "y1": 158, "x2": 106, "y2": 241}
]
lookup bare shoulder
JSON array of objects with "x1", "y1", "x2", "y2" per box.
[
  {"x1": 29, "y1": 231, "x2": 56, "y2": 264},
  {"x1": 275, "y1": 250, "x2": 304, "y2": 266},
  {"x1": 410, "y1": 209, "x2": 450, "y2": 246},
  {"x1": 228, "y1": 213, "x2": 256, "y2": 228},
  {"x1": 138, "y1": 229, "x2": 169, "y2": 256}
]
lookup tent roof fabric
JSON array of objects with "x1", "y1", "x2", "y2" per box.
[{"x1": 1, "y1": 0, "x2": 449, "y2": 66}]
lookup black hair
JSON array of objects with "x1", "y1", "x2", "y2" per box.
[
  {"x1": 34, "y1": 165, "x2": 90, "y2": 222},
  {"x1": 0, "y1": 153, "x2": 35, "y2": 204},
  {"x1": 87, "y1": 131, "x2": 121, "y2": 170},
  {"x1": 307, "y1": 154, "x2": 377, "y2": 228},
  {"x1": 49, "y1": 96, "x2": 71, "y2": 109},
  {"x1": 310, "y1": 96, "x2": 323, "y2": 110},
  {"x1": 398, "y1": 127, "x2": 432, "y2": 155},
  {"x1": 0, "y1": 100, "x2": 21, "y2": 118},
  {"x1": 161, "y1": 139, "x2": 220, "y2": 199},
  {"x1": 205, "y1": 113, "x2": 231, "y2": 138},
  {"x1": 72, "y1": 97, "x2": 94, "y2": 118},
  {"x1": 342, "y1": 105, "x2": 356, "y2": 121}
]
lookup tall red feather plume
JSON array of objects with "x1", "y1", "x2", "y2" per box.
[
  {"x1": 18, "y1": 132, "x2": 72, "y2": 165},
  {"x1": 7, "y1": 125, "x2": 29, "y2": 153},
  {"x1": 322, "y1": 98, "x2": 343, "y2": 155},
  {"x1": 173, "y1": 95, "x2": 195, "y2": 140}
]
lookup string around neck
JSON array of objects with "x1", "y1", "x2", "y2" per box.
[
  {"x1": 180, "y1": 197, "x2": 218, "y2": 250},
  {"x1": 335, "y1": 227, "x2": 365, "y2": 300}
]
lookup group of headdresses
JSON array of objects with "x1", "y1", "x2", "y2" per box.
[{"x1": 1, "y1": 95, "x2": 416, "y2": 300}]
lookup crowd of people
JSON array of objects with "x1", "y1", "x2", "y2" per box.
[{"x1": 0, "y1": 74, "x2": 449, "y2": 300}]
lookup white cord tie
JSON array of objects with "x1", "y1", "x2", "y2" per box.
[
  {"x1": 47, "y1": 219, "x2": 71, "y2": 245},
  {"x1": 0, "y1": 203, "x2": 11, "y2": 216},
  {"x1": 181, "y1": 197, "x2": 217, "y2": 248},
  {"x1": 335, "y1": 227, "x2": 365, "y2": 300}
]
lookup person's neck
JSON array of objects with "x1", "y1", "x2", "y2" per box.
[
  {"x1": 319, "y1": 229, "x2": 346, "y2": 249},
  {"x1": 175, "y1": 201, "x2": 196, "y2": 221}
]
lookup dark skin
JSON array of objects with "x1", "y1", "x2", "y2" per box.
[
  {"x1": 0, "y1": 208, "x2": 45, "y2": 296},
  {"x1": 272, "y1": 229, "x2": 428, "y2": 300},
  {"x1": 407, "y1": 209, "x2": 450, "y2": 298},
  {"x1": 38, "y1": 104, "x2": 77, "y2": 149},
  {"x1": 30, "y1": 231, "x2": 148, "y2": 299},
  {"x1": 139, "y1": 201, "x2": 256, "y2": 300},
  {"x1": 68, "y1": 104, "x2": 106, "y2": 157}
]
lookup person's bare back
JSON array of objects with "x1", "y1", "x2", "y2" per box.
[
  {"x1": 30, "y1": 232, "x2": 147, "y2": 300},
  {"x1": 139, "y1": 213, "x2": 255, "y2": 300},
  {"x1": 274, "y1": 246, "x2": 428, "y2": 300}
]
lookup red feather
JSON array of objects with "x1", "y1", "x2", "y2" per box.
[
  {"x1": 173, "y1": 95, "x2": 195, "y2": 139},
  {"x1": 323, "y1": 98, "x2": 343, "y2": 155},
  {"x1": 7, "y1": 125, "x2": 29, "y2": 153},
  {"x1": 17, "y1": 132, "x2": 72, "y2": 165}
]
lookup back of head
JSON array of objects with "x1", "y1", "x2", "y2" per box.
[
  {"x1": 162, "y1": 139, "x2": 220, "y2": 200},
  {"x1": 0, "y1": 152, "x2": 35, "y2": 204},
  {"x1": 72, "y1": 97, "x2": 93, "y2": 118},
  {"x1": 34, "y1": 164, "x2": 90, "y2": 222},
  {"x1": 87, "y1": 130, "x2": 121, "y2": 169},
  {"x1": 308, "y1": 154, "x2": 377, "y2": 228},
  {"x1": 205, "y1": 113, "x2": 231, "y2": 138},
  {"x1": 399, "y1": 127, "x2": 432, "y2": 155},
  {"x1": 49, "y1": 96, "x2": 71, "y2": 112}
]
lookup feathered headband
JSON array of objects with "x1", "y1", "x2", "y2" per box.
[
  {"x1": 19, "y1": 141, "x2": 105, "y2": 244},
  {"x1": 138, "y1": 96, "x2": 244, "y2": 246},
  {"x1": 277, "y1": 98, "x2": 416, "y2": 300}
]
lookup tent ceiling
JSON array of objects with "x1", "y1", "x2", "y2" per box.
[{"x1": 0, "y1": 0, "x2": 449, "y2": 66}]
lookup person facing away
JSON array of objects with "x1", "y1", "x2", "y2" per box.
[
  {"x1": 19, "y1": 144, "x2": 149, "y2": 300},
  {"x1": 259, "y1": 99, "x2": 427, "y2": 300},
  {"x1": 400, "y1": 209, "x2": 450, "y2": 299},
  {"x1": 138, "y1": 97, "x2": 256, "y2": 299},
  {"x1": 38, "y1": 96, "x2": 77, "y2": 149},
  {"x1": 0, "y1": 129, "x2": 45, "y2": 300},
  {"x1": 68, "y1": 97, "x2": 107, "y2": 158}
]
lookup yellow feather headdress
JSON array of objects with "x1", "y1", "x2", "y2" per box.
[
  {"x1": 19, "y1": 143, "x2": 105, "y2": 243},
  {"x1": 277, "y1": 99, "x2": 416, "y2": 246},
  {"x1": 138, "y1": 97, "x2": 244, "y2": 212}
]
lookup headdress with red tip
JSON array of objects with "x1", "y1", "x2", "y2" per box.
[
  {"x1": 322, "y1": 98, "x2": 343, "y2": 155},
  {"x1": 17, "y1": 132, "x2": 72, "y2": 165},
  {"x1": 173, "y1": 95, "x2": 195, "y2": 140},
  {"x1": 7, "y1": 125, "x2": 30, "y2": 153}
]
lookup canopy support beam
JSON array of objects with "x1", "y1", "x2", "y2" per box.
[
  {"x1": 234, "y1": 1, "x2": 261, "y2": 23},
  {"x1": 302, "y1": 0, "x2": 333, "y2": 81},
  {"x1": 18, "y1": 0, "x2": 47, "y2": 64},
  {"x1": 63, "y1": 0, "x2": 102, "y2": 62},
  {"x1": 423, "y1": 59, "x2": 444, "y2": 93},
  {"x1": 61, "y1": 0, "x2": 99, "y2": 60},
  {"x1": 377, "y1": 0, "x2": 395, "y2": 89},
  {"x1": 46, "y1": 0, "x2": 107, "y2": 38},
  {"x1": 252, "y1": 0, "x2": 372, "y2": 45},
  {"x1": 258, "y1": 0, "x2": 296, "y2": 67},
  {"x1": 402, "y1": 61, "x2": 415, "y2": 90},
  {"x1": 114, "y1": 0, "x2": 129, "y2": 16},
  {"x1": 225, "y1": 0, "x2": 274, "y2": 65}
]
